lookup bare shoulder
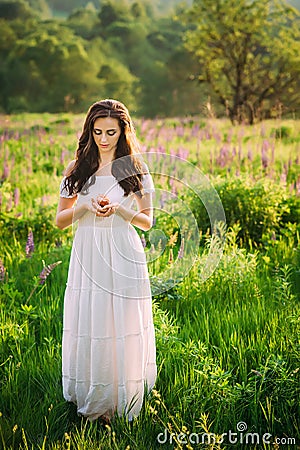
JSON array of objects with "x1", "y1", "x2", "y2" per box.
[{"x1": 64, "y1": 159, "x2": 76, "y2": 177}]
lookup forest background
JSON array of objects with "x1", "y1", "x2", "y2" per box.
[{"x1": 1, "y1": 0, "x2": 300, "y2": 121}]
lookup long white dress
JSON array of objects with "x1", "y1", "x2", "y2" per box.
[{"x1": 59, "y1": 169, "x2": 157, "y2": 421}]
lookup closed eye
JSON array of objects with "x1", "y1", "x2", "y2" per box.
[{"x1": 93, "y1": 129, "x2": 117, "y2": 136}]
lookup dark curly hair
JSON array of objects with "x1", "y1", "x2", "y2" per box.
[{"x1": 62, "y1": 99, "x2": 146, "y2": 198}]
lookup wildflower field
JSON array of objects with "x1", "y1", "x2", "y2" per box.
[{"x1": 0, "y1": 113, "x2": 299, "y2": 449}]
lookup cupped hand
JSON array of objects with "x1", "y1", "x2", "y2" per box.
[{"x1": 90, "y1": 198, "x2": 119, "y2": 217}]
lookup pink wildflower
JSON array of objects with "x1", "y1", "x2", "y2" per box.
[{"x1": 26, "y1": 230, "x2": 34, "y2": 258}]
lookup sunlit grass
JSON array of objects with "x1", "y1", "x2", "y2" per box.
[{"x1": 0, "y1": 114, "x2": 299, "y2": 449}]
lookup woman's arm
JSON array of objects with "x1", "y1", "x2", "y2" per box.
[
  {"x1": 55, "y1": 159, "x2": 91, "y2": 230},
  {"x1": 55, "y1": 197, "x2": 88, "y2": 230},
  {"x1": 115, "y1": 192, "x2": 153, "y2": 232}
]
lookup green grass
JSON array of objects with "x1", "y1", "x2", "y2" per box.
[{"x1": 0, "y1": 114, "x2": 299, "y2": 449}]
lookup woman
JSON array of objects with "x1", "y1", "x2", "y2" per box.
[{"x1": 55, "y1": 99, "x2": 157, "y2": 423}]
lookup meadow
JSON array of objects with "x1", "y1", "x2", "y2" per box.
[{"x1": 0, "y1": 113, "x2": 299, "y2": 449}]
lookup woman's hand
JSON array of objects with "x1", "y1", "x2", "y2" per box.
[{"x1": 90, "y1": 198, "x2": 119, "y2": 217}]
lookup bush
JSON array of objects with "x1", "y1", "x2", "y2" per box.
[
  {"x1": 0, "y1": 205, "x2": 70, "y2": 251},
  {"x1": 187, "y1": 176, "x2": 300, "y2": 247},
  {"x1": 271, "y1": 125, "x2": 292, "y2": 140}
]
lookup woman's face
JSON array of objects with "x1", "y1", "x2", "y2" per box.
[{"x1": 92, "y1": 116, "x2": 122, "y2": 156}]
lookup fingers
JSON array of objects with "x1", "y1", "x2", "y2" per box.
[{"x1": 91, "y1": 198, "x2": 116, "y2": 217}]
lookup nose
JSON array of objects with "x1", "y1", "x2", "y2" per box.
[{"x1": 101, "y1": 133, "x2": 108, "y2": 143}]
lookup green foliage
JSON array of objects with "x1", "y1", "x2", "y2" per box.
[
  {"x1": 66, "y1": 5, "x2": 98, "y2": 39},
  {"x1": 187, "y1": 175, "x2": 300, "y2": 247},
  {"x1": 3, "y1": 22, "x2": 97, "y2": 112},
  {"x1": 0, "y1": 0, "x2": 203, "y2": 117},
  {"x1": 0, "y1": 207, "x2": 65, "y2": 251},
  {"x1": 1, "y1": 209, "x2": 299, "y2": 448},
  {"x1": 272, "y1": 125, "x2": 293, "y2": 140},
  {"x1": 0, "y1": 0, "x2": 36, "y2": 20},
  {"x1": 182, "y1": 0, "x2": 300, "y2": 124}
]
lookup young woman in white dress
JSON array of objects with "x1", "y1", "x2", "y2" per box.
[{"x1": 55, "y1": 99, "x2": 157, "y2": 423}]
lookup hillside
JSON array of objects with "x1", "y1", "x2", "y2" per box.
[
  {"x1": 31, "y1": 0, "x2": 193, "y2": 17},
  {"x1": 43, "y1": 0, "x2": 300, "y2": 17}
]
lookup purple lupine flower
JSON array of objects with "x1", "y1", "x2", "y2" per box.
[
  {"x1": 171, "y1": 184, "x2": 178, "y2": 196},
  {"x1": 177, "y1": 147, "x2": 189, "y2": 161},
  {"x1": 60, "y1": 150, "x2": 66, "y2": 165},
  {"x1": 141, "y1": 119, "x2": 149, "y2": 134},
  {"x1": 41, "y1": 195, "x2": 47, "y2": 207},
  {"x1": 5, "y1": 194, "x2": 12, "y2": 212},
  {"x1": 271, "y1": 141, "x2": 275, "y2": 164},
  {"x1": 296, "y1": 176, "x2": 300, "y2": 196},
  {"x1": 39, "y1": 260, "x2": 62, "y2": 285},
  {"x1": 170, "y1": 148, "x2": 176, "y2": 160},
  {"x1": 175, "y1": 125, "x2": 185, "y2": 137},
  {"x1": 159, "y1": 191, "x2": 167, "y2": 209},
  {"x1": 212, "y1": 129, "x2": 222, "y2": 143},
  {"x1": 0, "y1": 259, "x2": 6, "y2": 282},
  {"x1": 158, "y1": 145, "x2": 166, "y2": 154},
  {"x1": 216, "y1": 145, "x2": 229, "y2": 168},
  {"x1": 261, "y1": 149, "x2": 268, "y2": 169},
  {"x1": 226, "y1": 128, "x2": 233, "y2": 143},
  {"x1": 205, "y1": 126, "x2": 211, "y2": 140},
  {"x1": 2, "y1": 162, "x2": 10, "y2": 180},
  {"x1": 26, "y1": 230, "x2": 34, "y2": 258},
  {"x1": 191, "y1": 124, "x2": 200, "y2": 137},
  {"x1": 140, "y1": 234, "x2": 146, "y2": 248},
  {"x1": 13, "y1": 188, "x2": 20, "y2": 207},
  {"x1": 209, "y1": 150, "x2": 213, "y2": 173},
  {"x1": 280, "y1": 169, "x2": 287, "y2": 184},
  {"x1": 238, "y1": 143, "x2": 242, "y2": 163},
  {"x1": 178, "y1": 238, "x2": 185, "y2": 259},
  {"x1": 247, "y1": 147, "x2": 253, "y2": 161}
]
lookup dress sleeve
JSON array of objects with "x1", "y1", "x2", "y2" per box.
[
  {"x1": 141, "y1": 170, "x2": 155, "y2": 194},
  {"x1": 59, "y1": 176, "x2": 77, "y2": 198}
]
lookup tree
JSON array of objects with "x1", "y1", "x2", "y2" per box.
[
  {"x1": 66, "y1": 4, "x2": 98, "y2": 39},
  {"x1": 98, "y1": 0, "x2": 131, "y2": 29},
  {"x1": 182, "y1": 0, "x2": 300, "y2": 124},
  {"x1": 5, "y1": 22, "x2": 101, "y2": 112},
  {"x1": 0, "y1": 0, "x2": 36, "y2": 20}
]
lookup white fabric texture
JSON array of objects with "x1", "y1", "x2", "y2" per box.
[{"x1": 60, "y1": 169, "x2": 157, "y2": 421}]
